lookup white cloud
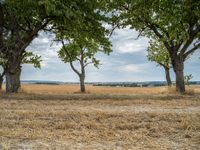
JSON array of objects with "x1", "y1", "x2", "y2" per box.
[
  {"x1": 40, "y1": 61, "x2": 48, "y2": 67},
  {"x1": 111, "y1": 28, "x2": 149, "y2": 54},
  {"x1": 116, "y1": 42, "x2": 145, "y2": 53},
  {"x1": 119, "y1": 64, "x2": 149, "y2": 73},
  {"x1": 34, "y1": 37, "x2": 50, "y2": 44},
  {"x1": 112, "y1": 26, "x2": 135, "y2": 37},
  {"x1": 27, "y1": 32, "x2": 63, "y2": 69}
]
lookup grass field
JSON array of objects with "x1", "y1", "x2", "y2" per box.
[{"x1": 0, "y1": 84, "x2": 200, "y2": 149}]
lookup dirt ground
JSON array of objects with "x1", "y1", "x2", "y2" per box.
[{"x1": 0, "y1": 85, "x2": 200, "y2": 149}]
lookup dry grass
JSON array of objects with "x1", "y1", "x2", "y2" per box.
[
  {"x1": 21, "y1": 84, "x2": 169, "y2": 94},
  {"x1": 0, "y1": 84, "x2": 200, "y2": 149},
  {"x1": 18, "y1": 84, "x2": 200, "y2": 95}
]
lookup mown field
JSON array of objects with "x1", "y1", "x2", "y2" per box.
[{"x1": 0, "y1": 84, "x2": 200, "y2": 149}]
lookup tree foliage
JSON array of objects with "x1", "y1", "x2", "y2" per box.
[
  {"x1": 109, "y1": 0, "x2": 200, "y2": 59},
  {"x1": 184, "y1": 74, "x2": 193, "y2": 85},
  {"x1": 54, "y1": 0, "x2": 112, "y2": 81},
  {"x1": 0, "y1": 51, "x2": 42, "y2": 90},
  {"x1": 0, "y1": 51, "x2": 42, "y2": 77},
  {"x1": 0, "y1": 0, "x2": 51, "y2": 56},
  {"x1": 108, "y1": 0, "x2": 200, "y2": 93},
  {"x1": 22, "y1": 52, "x2": 42, "y2": 69},
  {"x1": 59, "y1": 38, "x2": 111, "y2": 70},
  {"x1": 58, "y1": 36, "x2": 111, "y2": 93},
  {"x1": 147, "y1": 39, "x2": 170, "y2": 69},
  {"x1": 147, "y1": 39, "x2": 172, "y2": 86},
  {"x1": 0, "y1": 0, "x2": 112, "y2": 93}
]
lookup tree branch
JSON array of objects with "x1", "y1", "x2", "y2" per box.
[
  {"x1": 84, "y1": 61, "x2": 93, "y2": 67},
  {"x1": 145, "y1": 22, "x2": 172, "y2": 53},
  {"x1": 25, "y1": 17, "x2": 32, "y2": 31},
  {"x1": 180, "y1": 24, "x2": 200, "y2": 55},
  {"x1": 135, "y1": 28, "x2": 146, "y2": 40},
  {"x1": 61, "y1": 40, "x2": 81, "y2": 76},
  {"x1": 109, "y1": 24, "x2": 119, "y2": 38},
  {"x1": 157, "y1": 62, "x2": 170, "y2": 69},
  {"x1": 19, "y1": 18, "x2": 51, "y2": 52},
  {"x1": 0, "y1": 3, "x2": 3, "y2": 51},
  {"x1": 75, "y1": 56, "x2": 81, "y2": 62},
  {"x1": 69, "y1": 61, "x2": 81, "y2": 76},
  {"x1": 183, "y1": 42, "x2": 200, "y2": 60}
]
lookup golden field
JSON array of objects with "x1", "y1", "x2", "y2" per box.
[
  {"x1": 0, "y1": 84, "x2": 200, "y2": 149},
  {"x1": 21, "y1": 84, "x2": 200, "y2": 95}
]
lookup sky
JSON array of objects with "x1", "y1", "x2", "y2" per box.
[{"x1": 21, "y1": 28, "x2": 200, "y2": 82}]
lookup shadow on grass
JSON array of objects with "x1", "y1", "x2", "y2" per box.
[{"x1": 0, "y1": 91, "x2": 199, "y2": 101}]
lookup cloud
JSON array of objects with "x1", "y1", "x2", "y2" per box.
[
  {"x1": 111, "y1": 28, "x2": 149, "y2": 54},
  {"x1": 119, "y1": 64, "x2": 146, "y2": 73},
  {"x1": 34, "y1": 37, "x2": 50, "y2": 44},
  {"x1": 116, "y1": 42, "x2": 145, "y2": 53},
  {"x1": 27, "y1": 32, "x2": 62, "y2": 69}
]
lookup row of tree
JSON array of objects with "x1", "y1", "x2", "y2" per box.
[
  {"x1": 0, "y1": 0, "x2": 199, "y2": 94},
  {"x1": 0, "y1": 0, "x2": 111, "y2": 93}
]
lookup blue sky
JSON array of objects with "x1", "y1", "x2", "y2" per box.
[{"x1": 22, "y1": 28, "x2": 200, "y2": 82}]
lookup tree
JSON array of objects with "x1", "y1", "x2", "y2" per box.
[
  {"x1": 109, "y1": 0, "x2": 200, "y2": 94},
  {"x1": 0, "y1": 51, "x2": 42, "y2": 90},
  {"x1": 147, "y1": 40, "x2": 172, "y2": 86},
  {"x1": 58, "y1": 39, "x2": 108, "y2": 92},
  {"x1": 53, "y1": 0, "x2": 112, "y2": 92},
  {"x1": 0, "y1": 0, "x2": 51, "y2": 93},
  {"x1": 184, "y1": 74, "x2": 193, "y2": 85},
  {"x1": 0, "y1": 0, "x2": 109, "y2": 93}
]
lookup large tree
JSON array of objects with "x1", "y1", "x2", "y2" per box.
[
  {"x1": 109, "y1": 0, "x2": 200, "y2": 94},
  {"x1": 54, "y1": 0, "x2": 112, "y2": 92},
  {"x1": 59, "y1": 38, "x2": 111, "y2": 93},
  {"x1": 0, "y1": 0, "x2": 109, "y2": 93},
  {"x1": 0, "y1": 0, "x2": 51, "y2": 92},
  {"x1": 147, "y1": 40, "x2": 172, "y2": 86}
]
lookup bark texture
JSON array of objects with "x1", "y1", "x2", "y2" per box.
[
  {"x1": 79, "y1": 48, "x2": 85, "y2": 93},
  {"x1": 5, "y1": 66, "x2": 21, "y2": 93},
  {"x1": 164, "y1": 67, "x2": 172, "y2": 86},
  {"x1": 0, "y1": 75, "x2": 3, "y2": 90},
  {"x1": 80, "y1": 75, "x2": 85, "y2": 93},
  {"x1": 172, "y1": 57, "x2": 185, "y2": 94}
]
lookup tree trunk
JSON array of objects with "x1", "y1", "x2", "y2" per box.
[
  {"x1": 79, "y1": 48, "x2": 86, "y2": 93},
  {"x1": 172, "y1": 58, "x2": 185, "y2": 94},
  {"x1": 164, "y1": 67, "x2": 172, "y2": 86},
  {"x1": 0, "y1": 75, "x2": 3, "y2": 90},
  {"x1": 80, "y1": 75, "x2": 85, "y2": 93},
  {"x1": 5, "y1": 66, "x2": 21, "y2": 93}
]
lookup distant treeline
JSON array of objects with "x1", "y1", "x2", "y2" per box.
[
  {"x1": 93, "y1": 81, "x2": 200, "y2": 87},
  {"x1": 20, "y1": 81, "x2": 200, "y2": 87}
]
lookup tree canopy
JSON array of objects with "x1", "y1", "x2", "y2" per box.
[
  {"x1": 59, "y1": 38, "x2": 111, "y2": 69},
  {"x1": 58, "y1": 32, "x2": 112, "y2": 92},
  {"x1": 108, "y1": 0, "x2": 200, "y2": 93},
  {"x1": 0, "y1": 0, "x2": 112, "y2": 93},
  {"x1": 109, "y1": 0, "x2": 200, "y2": 56}
]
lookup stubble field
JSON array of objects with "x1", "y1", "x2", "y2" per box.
[{"x1": 0, "y1": 84, "x2": 200, "y2": 149}]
